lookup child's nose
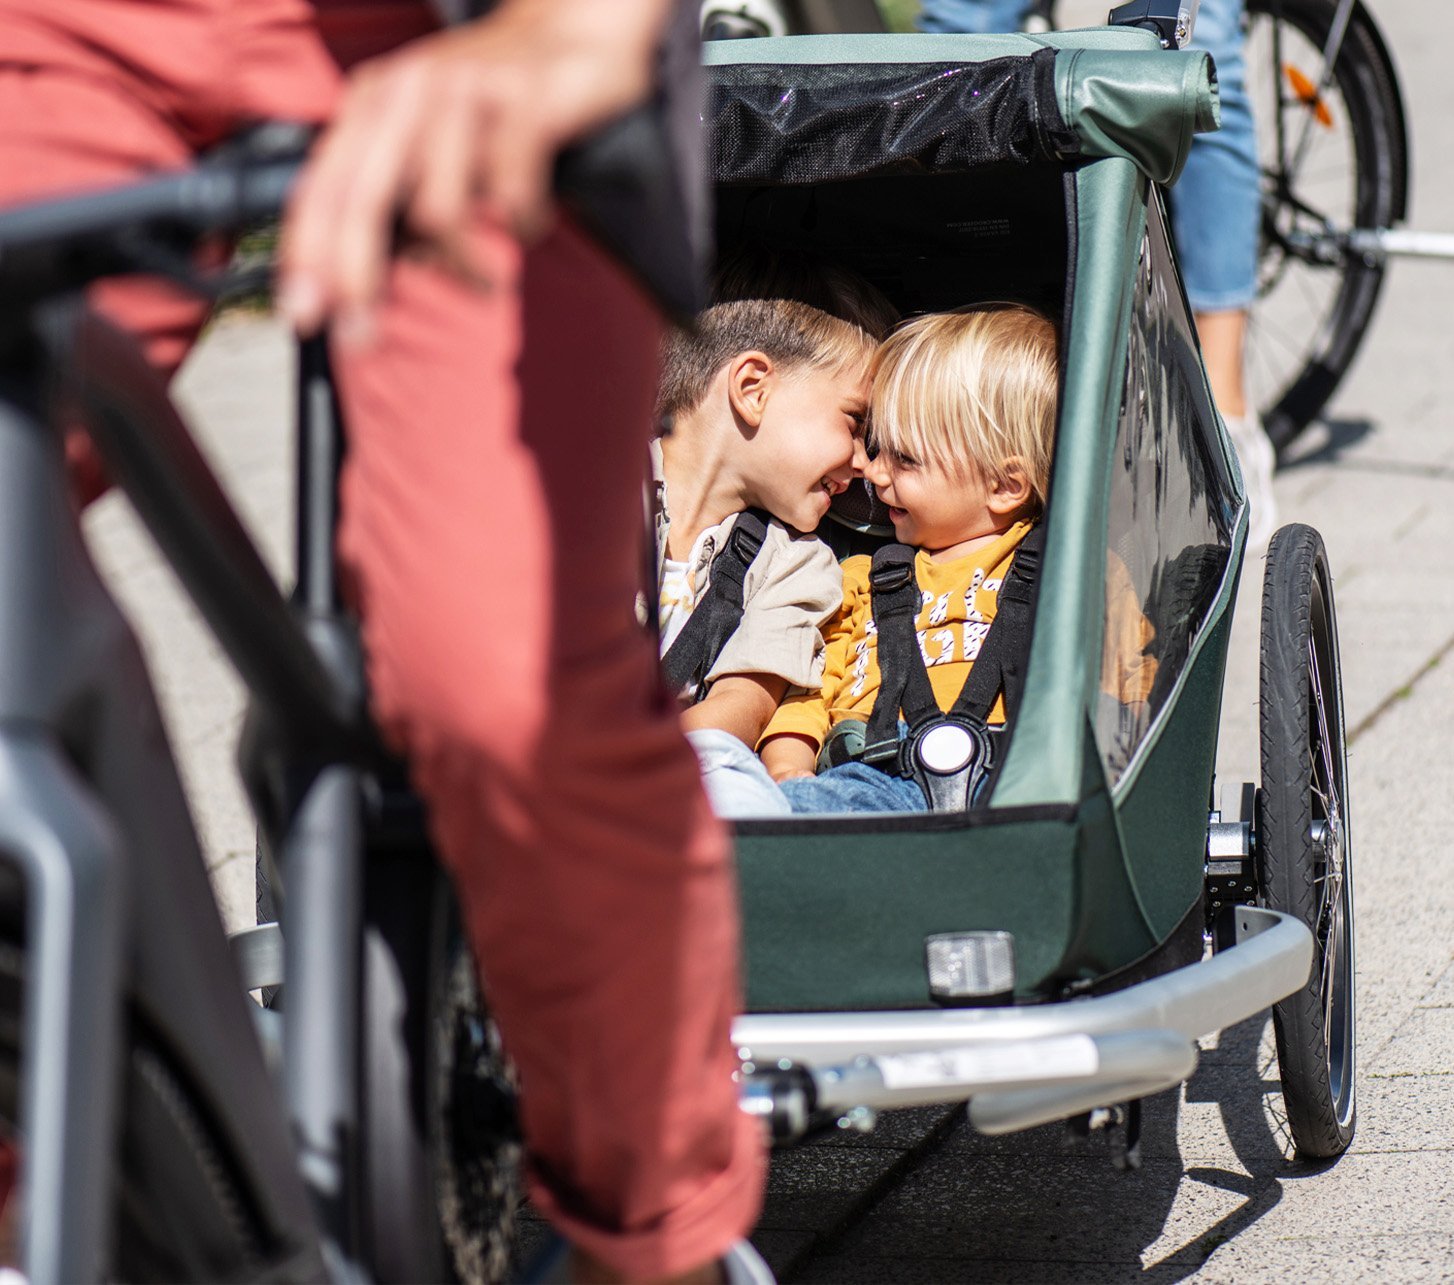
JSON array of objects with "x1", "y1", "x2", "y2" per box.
[
  {"x1": 850, "y1": 437, "x2": 870, "y2": 476},
  {"x1": 864, "y1": 452, "x2": 890, "y2": 488}
]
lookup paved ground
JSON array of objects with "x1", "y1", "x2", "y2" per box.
[{"x1": 86, "y1": 0, "x2": 1452, "y2": 1277}]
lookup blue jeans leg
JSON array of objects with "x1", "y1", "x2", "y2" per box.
[
  {"x1": 916, "y1": 0, "x2": 1031, "y2": 34},
  {"x1": 1173, "y1": 0, "x2": 1260, "y2": 311},
  {"x1": 779, "y1": 763, "x2": 928, "y2": 814},
  {"x1": 687, "y1": 728, "x2": 791, "y2": 819}
]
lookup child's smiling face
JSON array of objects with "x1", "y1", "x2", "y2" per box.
[
  {"x1": 748, "y1": 358, "x2": 871, "y2": 532},
  {"x1": 866, "y1": 442, "x2": 1029, "y2": 561}
]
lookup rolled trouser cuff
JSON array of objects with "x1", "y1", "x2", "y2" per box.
[{"x1": 527, "y1": 1111, "x2": 767, "y2": 1280}]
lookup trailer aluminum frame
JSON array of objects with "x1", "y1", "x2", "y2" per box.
[{"x1": 734, "y1": 906, "x2": 1311, "y2": 1133}]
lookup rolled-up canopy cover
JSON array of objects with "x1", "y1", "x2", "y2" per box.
[{"x1": 705, "y1": 29, "x2": 1220, "y2": 187}]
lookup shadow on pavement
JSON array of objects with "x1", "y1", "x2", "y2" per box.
[
  {"x1": 765, "y1": 1010, "x2": 1339, "y2": 1281},
  {"x1": 1277, "y1": 417, "x2": 1374, "y2": 471}
]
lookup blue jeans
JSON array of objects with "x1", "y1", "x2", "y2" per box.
[
  {"x1": 688, "y1": 728, "x2": 791, "y2": 818},
  {"x1": 917, "y1": 0, "x2": 1259, "y2": 311},
  {"x1": 780, "y1": 763, "x2": 929, "y2": 814},
  {"x1": 688, "y1": 728, "x2": 930, "y2": 816}
]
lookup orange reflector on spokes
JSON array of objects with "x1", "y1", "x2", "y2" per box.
[{"x1": 1285, "y1": 64, "x2": 1335, "y2": 127}]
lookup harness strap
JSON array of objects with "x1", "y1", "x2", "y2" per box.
[
  {"x1": 950, "y1": 522, "x2": 1046, "y2": 724},
  {"x1": 862, "y1": 544, "x2": 939, "y2": 759},
  {"x1": 864, "y1": 523, "x2": 1046, "y2": 750},
  {"x1": 660, "y1": 508, "x2": 771, "y2": 696}
]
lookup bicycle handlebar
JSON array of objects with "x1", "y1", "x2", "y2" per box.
[
  {"x1": 0, "y1": 147, "x2": 303, "y2": 258},
  {"x1": 0, "y1": 106, "x2": 703, "y2": 320}
]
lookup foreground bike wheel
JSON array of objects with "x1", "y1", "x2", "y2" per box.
[
  {"x1": 0, "y1": 932, "x2": 283, "y2": 1279},
  {"x1": 360, "y1": 853, "x2": 520, "y2": 1284},
  {"x1": 1257, "y1": 523, "x2": 1356, "y2": 1159},
  {"x1": 1244, "y1": 0, "x2": 1408, "y2": 452}
]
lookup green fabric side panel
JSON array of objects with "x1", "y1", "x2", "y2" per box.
[
  {"x1": 736, "y1": 768, "x2": 1157, "y2": 1010},
  {"x1": 737, "y1": 820, "x2": 1073, "y2": 1011},
  {"x1": 703, "y1": 30, "x2": 1160, "y2": 68},
  {"x1": 1061, "y1": 721, "x2": 1160, "y2": 982},
  {"x1": 992, "y1": 159, "x2": 1147, "y2": 810},
  {"x1": 1055, "y1": 49, "x2": 1219, "y2": 185},
  {"x1": 1114, "y1": 603, "x2": 1235, "y2": 936}
]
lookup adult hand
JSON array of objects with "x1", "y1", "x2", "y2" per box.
[{"x1": 278, "y1": 0, "x2": 672, "y2": 340}]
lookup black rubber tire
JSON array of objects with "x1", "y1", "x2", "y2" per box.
[
  {"x1": 359, "y1": 854, "x2": 520, "y2": 1284},
  {"x1": 1257, "y1": 523, "x2": 1356, "y2": 1159},
  {"x1": 1245, "y1": 0, "x2": 1408, "y2": 451},
  {"x1": 0, "y1": 936, "x2": 276, "y2": 1279}
]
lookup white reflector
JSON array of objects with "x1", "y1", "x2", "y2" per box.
[{"x1": 926, "y1": 931, "x2": 1016, "y2": 1001}]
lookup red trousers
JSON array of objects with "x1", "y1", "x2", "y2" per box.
[{"x1": 0, "y1": 2, "x2": 762, "y2": 1274}]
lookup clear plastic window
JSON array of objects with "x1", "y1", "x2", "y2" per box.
[{"x1": 1097, "y1": 192, "x2": 1236, "y2": 785}]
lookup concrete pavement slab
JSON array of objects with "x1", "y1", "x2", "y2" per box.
[
  {"x1": 1191, "y1": 1152, "x2": 1454, "y2": 1242},
  {"x1": 1420, "y1": 963, "x2": 1454, "y2": 1008},
  {"x1": 757, "y1": 1148, "x2": 909, "y2": 1233},
  {"x1": 798, "y1": 1254, "x2": 1170, "y2": 1283},
  {"x1": 1188, "y1": 1234, "x2": 1454, "y2": 1285},
  {"x1": 1348, "y1": 1074, "x2": 1454, "y2": 1154},
  {"x1": 818, "y1": 1151, "x2": 1248, "y2": 1266},
  {"x1": 1368, "y1": 1008, "x2": 1454, "y2": 1079}
]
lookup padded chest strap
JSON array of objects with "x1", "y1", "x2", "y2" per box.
[
  {"x1": 863, "y1": 523, "x2": 1046, "y2": 753},
  {"x1": 862, "y1": 544, "x2": 939, "y2": 760},
  {"x1": 949, "y1": 521, "x2": 1045, "y2": 725},
  {"x1": 660, "y1": 508, "x2": 771, "y2": 697}
]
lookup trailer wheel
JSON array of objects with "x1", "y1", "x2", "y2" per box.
[{"x1": 1258, "y1": 524, "x2": 1356, "y2": 1159}]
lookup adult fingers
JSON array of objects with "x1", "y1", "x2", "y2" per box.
[
  {"x1": 279, "y1": 61, "x2": 425, "y2": 336},
  {"x1": 318, "y1": 67, "x2": 430, "y2": 331},
  {"x1": 405, "y1": 72, "x2": 477, "y2": 257},
  {"x1": 477, "y1": 100, "x2": 556, "y2": 244}
]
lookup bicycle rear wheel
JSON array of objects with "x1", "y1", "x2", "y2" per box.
[
  {"x1": 1244, "y1": 0, "x2": 1408, "y2": 452},
  {"x1": 360, "y1": 852, "x2": 521, "y2": 1284}
]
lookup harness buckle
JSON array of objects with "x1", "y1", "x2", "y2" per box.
[
  {"x1": 727, "y1": 520, "x2": 764, "y2": 563},
  {"x1": 868, "y1": 561, "x2": 915, "y2": 595},
  {"x1": 860, "y1": 737, "x2": 903, "y2": 768},
  {"x1": 901, "y1": 715, "x2": 996, "y2": 811}
]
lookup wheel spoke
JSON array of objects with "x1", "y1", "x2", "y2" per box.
[
  {"x1": 1321, "y1": 891, "x2": 1341, "y2": 1045},
  {"x1": 1309, "y1": 636, "x2": 1341, "y2": 806}
]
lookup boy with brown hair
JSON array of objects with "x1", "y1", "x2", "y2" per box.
[{"x1": 653, "y1": 261, "x2": 895, "y2": 814}]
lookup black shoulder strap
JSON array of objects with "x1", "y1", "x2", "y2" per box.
[
  {"x1": 660, "y1": 508, "x2": 771, "y2": 696},
  {"x1": 862, "y1": 524, "x2": 1047, "y2": 753},
  {"x1": 951, "y1": 522, "x2": 1046, "y2": 724},
  {"x1": 863, "y1": 544, "x2": 939, "y2": 756}
]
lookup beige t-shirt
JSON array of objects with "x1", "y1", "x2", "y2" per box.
[{"x1": 651, "y1": 447, "x2": 842, "y2": 701}]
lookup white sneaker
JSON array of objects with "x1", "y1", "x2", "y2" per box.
[{"x1": 1224, "y1": 411, "x2": 1278, "y2": 551}]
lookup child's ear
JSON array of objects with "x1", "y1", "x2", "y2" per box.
[
  {"x1": 726, "y1": 351, "x2": 774, "y2": 429},
  {"x1": 988, "y1": 457, "x2": 1034, "y2": 517}
]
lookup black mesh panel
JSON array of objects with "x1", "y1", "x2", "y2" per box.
[{"x1": 708, "y1": 49, "x2": 1080, "y2": 187}]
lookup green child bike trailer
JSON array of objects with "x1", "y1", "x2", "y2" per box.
[{"x1": 714, "y1": 25, "x2": 1356, "y2": 1163}]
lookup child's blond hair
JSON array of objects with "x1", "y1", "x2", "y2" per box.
[{"x1": 870, "y1": 304, "x2": 1059, "y2": 515}]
